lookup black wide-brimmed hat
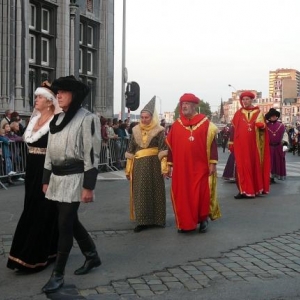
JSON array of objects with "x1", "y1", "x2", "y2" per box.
[
  {"x1": 49, "y1": 76, "x2": 90, "y2": 134},
  {"x1": 265, "y1": 108, "x2": 280, "y2": 120},
  {"x1": 51, "y1": 75, "x2": 90, "y2": 100}
]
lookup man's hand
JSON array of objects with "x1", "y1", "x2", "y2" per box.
[
  {"x1": 81, "y1": 189, "x2": 94, "y2": 203},
  {"x1": 42, "y1": 184, "x2": 48, "y2": 194},
  {"x1": 255, "y1": 122, "x2": 265, "y2": 129},
  {"x1": 209, "y1": 163, "x2": 217, "y2": 176}
]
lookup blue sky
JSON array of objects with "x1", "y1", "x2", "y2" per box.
[{"x1": 114, "y1": 0, "x2": 299, "y2": 115}]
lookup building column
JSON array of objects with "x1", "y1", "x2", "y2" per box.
[
  {"x1": 69, "y1": 2, "x2": 78, "y2": 76},
  {"x1": 56, "y1": 1, "x2": 70, "y2": 77},
  {"x1": 14, "y1": 0, "x2": 24, "y2": 111},
  {"x1": 0, "y1": 0, "x2": 10, "y2": 107}
]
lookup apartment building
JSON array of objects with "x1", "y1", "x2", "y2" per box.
[{"x1": 269, "y1": 68, "x2": 300, "y2": 98}]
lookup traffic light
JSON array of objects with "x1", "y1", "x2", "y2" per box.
[{"x1": 125, "y1": 81, "x2": 140, "y2": 111}]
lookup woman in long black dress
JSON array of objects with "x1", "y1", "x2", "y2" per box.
[{"x1": 7, "y1": 82, "x2": 60, "y2": 272}]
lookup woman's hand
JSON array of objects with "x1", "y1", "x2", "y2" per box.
[{"x1": 164, "y1": 166, "x2": 173, "y2": 179}]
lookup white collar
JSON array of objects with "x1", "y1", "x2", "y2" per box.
[{"x1": 23, "y1": 114, "x2": 53, "y2": 143}]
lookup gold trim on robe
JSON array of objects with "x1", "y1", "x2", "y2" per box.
[
  {"x1": 127, "y1": 147, "x2": 159, "y2": 220},
  {"x1": 206, "y1": 122, "x2": 221, "y2": 220}
]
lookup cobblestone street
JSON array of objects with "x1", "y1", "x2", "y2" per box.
[
  {"x1": 78, "y1": 231, "x2": 300, "y2": 299},
  {"x1": 2, "y1": 230, "x2": 300, "y2": 299}
]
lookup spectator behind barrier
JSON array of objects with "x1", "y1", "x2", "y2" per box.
[
  {"x1": 10, "y1": 111, "x2": 25, "y2": 136},
  {"x1": 0, "y1": 109, "x2": 12, "y2": 130},
  {"x1": 0, "y1": 128, "x2": 15, "y2": 184}
]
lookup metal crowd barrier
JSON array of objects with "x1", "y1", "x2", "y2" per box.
[
  {"x1": 0, "y1": 140, "x2": 27, "y2": 190},
  {"x1": 0, "y1": 137, "x2": 130, "y2": 189},
  {"x1": 98, "y1": 137, "x2": 130, "y2": 172}
]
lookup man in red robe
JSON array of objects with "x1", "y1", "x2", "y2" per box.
[
  {"x1": 228, "y1": 91, "x2": 270, "y2": 199},
  {"x1": 166, "y1": 93, "x2": 221, "y2": 233}
]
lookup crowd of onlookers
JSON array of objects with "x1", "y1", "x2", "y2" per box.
[
  {"x1": 0, "y1": 110, "x2": 27, "y2": 185},
  {"x1": 286, "y1": 123, "x2": 300, "y2": 155}
]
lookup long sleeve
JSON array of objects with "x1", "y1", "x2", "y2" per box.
[
  {"x1": 209, "y1": 138, "x2": 218, "y2": 163},
  {"x1": 156, "y1": 130, "x2": 168, "y2": 173},
  {"x1": 82, "y1": 114, "x2": 101, "y2": 190},
  {"x1": 42, "y1": 135, "x2": 52, "y2": 184}
]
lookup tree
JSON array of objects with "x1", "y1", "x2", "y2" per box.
[{"x1": 173, "y1": 100, "x2": 212, "y2": 120}]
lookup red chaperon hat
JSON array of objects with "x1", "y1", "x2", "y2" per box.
[
  {"x1": 239, "y1": 91, "x2": 255, "y2": 100},
  {"x1": 179, "y1": 93, "x2": 200, "y2": 104}
]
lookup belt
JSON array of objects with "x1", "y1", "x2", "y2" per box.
[
  {"x1": 28, "y1": 146, "x2": 47, "y2": 155},
  {"x1": 52, "y1": 162, "x2": 84, "y2": 176},
  {"x1": 134, "y1": 147, "x2": 159, "y2": 159}
]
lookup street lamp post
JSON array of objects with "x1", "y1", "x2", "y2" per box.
[
  {"x1": 228, "y1": 84, "x2": 237, "y2": 91},
  {"x1": 120, "y1": 0, "x2": 126, "y2": 121},
  {"x1": 228, "y1": 84, "x2": 239, "y2": 122},
  {"x1": 228, "y1": 84, "x2": 238, "y2": 100}
]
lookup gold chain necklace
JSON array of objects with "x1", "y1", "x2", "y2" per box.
[
  {"x1": 178, "y1": 117, "x2": 207, "y2": 142},
  {"x1": 267, "y1": 122, "x2": 283, "y2": 136},
  {"x1": 242, "y1": 117, "x2": 255, "y2": 132}
]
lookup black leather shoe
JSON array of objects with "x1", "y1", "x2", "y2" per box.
[
  {"x1": 177, "y1": 229, "x2": 195, "y2": 233},
  {"x1": 270, "y1": 178, "x2": 276, "y2": 184},
  {"x1": 42, "y1": 272, "x2": 64, "y2": 293},
  {"x1": 199, "y1": 220, "x2": 209, "y2": 233},
  {"x1": 234, "y1": 193, "x2": 244, "y2": 199},
  {"x1": 234, "y1": 193, "x2": 255, "y2": 199},
  {"x1": 134, "y1": 225, "x2": 148, "y2": 232},
  {"x1": 74, "y1": 255, "x2": 101, "y2": 275}
]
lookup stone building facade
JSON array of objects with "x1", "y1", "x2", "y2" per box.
[{"x1": 0, "y1": 0, "x2": 114, "y2": 118}]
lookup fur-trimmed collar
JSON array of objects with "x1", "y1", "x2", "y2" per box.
[
  {"x1": 132, "y1": 124, "x2": 164, "y2": 148},
  {"x1": 23, "y1": 115, "x2": 53, "y2": 143}
]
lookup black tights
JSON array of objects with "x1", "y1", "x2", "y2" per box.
[{"x1": 57, "y1": 202, "x2": 89, "y2": 253}]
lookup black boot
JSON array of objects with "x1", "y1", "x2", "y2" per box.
[
  {"x1": 74, "y1": 235, "x2": 101, "y2": 275},
  {"x1": 42, "y1": 252, "x2": 69, "y2": 293}
]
